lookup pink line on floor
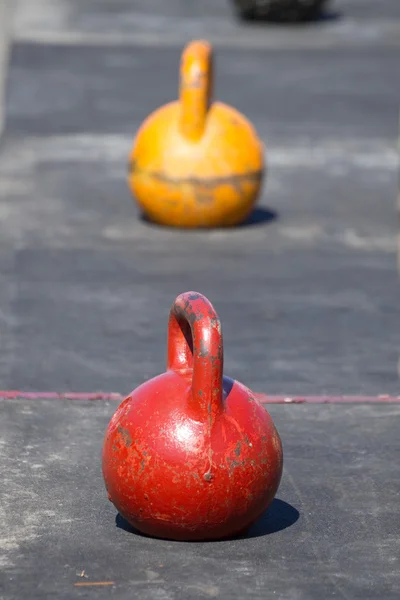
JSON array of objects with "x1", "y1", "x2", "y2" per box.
[
  {"x1": 0, "y1": 391, "x2": 399, "y2": 403},
  {"x1": 255, "y1": 395, "x2": 400, "y2": 404},
  {"x1": 0, "y1": 391, "x2": 124, "y2": 400}
]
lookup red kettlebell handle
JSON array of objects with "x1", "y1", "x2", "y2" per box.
[{"x1": 167, "y1": 291, "x2": 224, "y2": 420}]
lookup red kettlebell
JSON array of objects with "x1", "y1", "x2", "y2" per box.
[{"x1": 102, "y1": 292, "x2": 283, "y2": 541}]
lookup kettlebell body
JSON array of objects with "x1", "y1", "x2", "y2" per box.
[
  {"x1": 128, "y1": 41, "x2": 265, "y2": 228},
  {"x1": 102, "y1": 292, "x2": 283, "y2": 541}
]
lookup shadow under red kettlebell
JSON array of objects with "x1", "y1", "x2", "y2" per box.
[{"x1": 102, "y1": 291, "x2": 283, "y2": 541}]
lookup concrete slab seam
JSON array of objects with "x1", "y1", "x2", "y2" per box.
[
  {"x1": 0, "y1": 0, "x2": 12, "y2": 139},
  {"x1": 10, "y1": 21, "x2": 400, "y2": 51},
  {"x1": 0, "y1": 391, "x2": 399, "y2": 403}
]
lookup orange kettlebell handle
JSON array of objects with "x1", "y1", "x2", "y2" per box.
[
  {"x1": 179, "y1": 40, "x2": 213, "y2": 143},
  {"x1": 167, "y1": 291, "x2": 223, "y2": 420}
]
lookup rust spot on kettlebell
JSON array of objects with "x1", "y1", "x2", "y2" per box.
[
  {"x1": 187, "y1": 292, "x2": 203, "y2": 302},
  {"x1": 117, "y1": 425, "x2": 133, "y2": 447},
  {"x1": 234, "y1": 441, "x2": 242, "y2": 457}
]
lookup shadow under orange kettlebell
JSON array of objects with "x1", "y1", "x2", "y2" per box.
[
  {"x1": 102, "y1": 291, "x2": 283, "y2": 541},
  {"x1": 128, "y1": 40, "x2": 265, "y2": 228}
]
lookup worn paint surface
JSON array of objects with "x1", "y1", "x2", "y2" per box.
[
  {"x1": 102, "y1": 291, "x2": 283, "y2": 541},
  {"x1": 127, "y1": 40, "x2": 264, "y2": 228}
]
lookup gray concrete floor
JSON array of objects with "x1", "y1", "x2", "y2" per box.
[
  {"x1": 1, "y1": 398, "x2": 400, "y2": 600},
  {"x1": 0, "y1": 0, "x2": 399, "y2": 395},
  {"x1": 0, "y1": 2, "x2": 400, "y2": 598}
]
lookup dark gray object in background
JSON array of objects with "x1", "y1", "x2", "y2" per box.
[{"x1": 232, "y1": 0, "x2": 328, "y2": 22}]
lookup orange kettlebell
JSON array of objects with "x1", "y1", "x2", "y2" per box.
[{"x1": 128, "y1": 40, "x2": 265, "y2": 228}]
